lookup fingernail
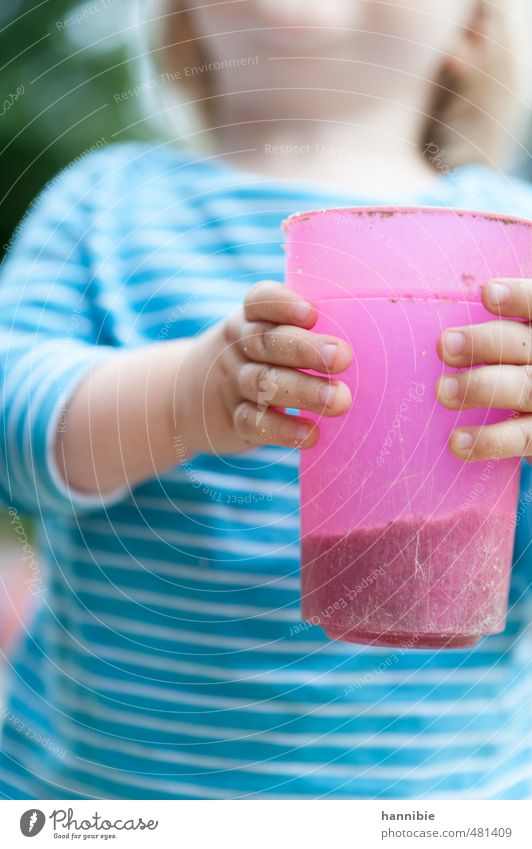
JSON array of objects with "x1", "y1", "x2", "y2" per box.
[
  {"x1": 444, "y1": 331, "x2": 466, "y2": 357},
  {"x1": 454, "y1": 431, "x2": 474, "y2": 452},
  {"x1": 293, "y1": 301, "x2": 312, "y2": 322},
  {"x1": 295, "y1": 422, "x2": 311, "y2": 441},
  {"x1": 319, "y1": 383, "x2": 337, "y2": 408},
  {"x1": 488, "y1": 281, "x2": 510, "y2": 307},
  {"x1": 441, "y1": 376, "x2": 460, "y2": 401},
  {"x1": 321, "y1": 344, "x2": 338, "y2": 369}
]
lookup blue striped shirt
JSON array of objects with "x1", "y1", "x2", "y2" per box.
[{"x1": 1, "y1": 142, "x2": 532, "y2": 799}]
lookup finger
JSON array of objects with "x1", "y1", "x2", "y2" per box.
[
  {"x1": 244, "y1": 280, "x2": 318, "y2": 329},
  {"x1": 483, "y1": 278, "x2": 532, "y2": 320},
  {"x1": 449, "y1": 414, "x2": 532, "y2": 462},
  {"x1": 233, "y1": 401, "x2": 318, "y2": 448},
  {"x1": 237, "y1": 321, "x2": 353, "y2": 374},
  {"x1": 437, "y1": 364, "x2": 532, "y2": 413},
  {"x1": 438, "y1": 320, "x2": 532, "y2": 368},
  {"x1": 238, "y1": 363, "x2": 352, "y2": 417}
]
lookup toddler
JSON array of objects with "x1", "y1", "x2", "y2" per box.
[{"x1": 1, "y1": 0, "x2": 532, "y2": 799}]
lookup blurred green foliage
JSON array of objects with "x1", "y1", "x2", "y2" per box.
[
  {"x1": 0, "y1": 0, "x2": 149, "y2": 257},
  {"x1": 0, "y1": 0, "x2": 151, "y2": 532}
]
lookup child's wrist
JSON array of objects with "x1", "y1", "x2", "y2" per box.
[{"x1": 165, "y1": 335, "x2": 212, "y2": 460}]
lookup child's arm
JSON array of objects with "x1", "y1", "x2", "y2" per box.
[
  {"x1": 56, "y1": 281, "x2": 352, "y2": 495},
  {"x1": 0, "y1": 164, "x2": 126, "y2": 518}
]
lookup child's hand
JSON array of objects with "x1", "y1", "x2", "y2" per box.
[
  {"x1": 188, "y1": 281, "x2": 352, "y2": 455},
  {"x1": 437, "y1": 278, "x2": 532, "y2": 462}
]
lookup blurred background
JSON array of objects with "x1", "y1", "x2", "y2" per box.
[
  {"x1": 0, "y1": 0, "x2": 531, "y2": 674},
  {"x1": 0, "y1": 0, "x2": 151, "y2": 259}
]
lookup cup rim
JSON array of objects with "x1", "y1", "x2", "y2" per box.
[{"x1": 282, "y1": 205, "x2": 532, "y2": 233}]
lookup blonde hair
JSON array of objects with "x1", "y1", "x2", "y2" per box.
[{"x1": 136, "y1": 0, "x2": 532, "y2": 169}]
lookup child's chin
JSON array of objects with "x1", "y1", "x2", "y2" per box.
[
  {"x1": 250, "y1": 19, "x2": 353, "y2": 52},
  {"x1": 252, "y1": 0, "x2": 356, "y2": 35}
]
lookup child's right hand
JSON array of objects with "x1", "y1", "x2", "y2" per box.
[
  {"x1": 184, "y1": 281, "x2": 353, "y2": 456},
  {"x1": 55, "y1": 281, "x2": 353, "y2": 497}
]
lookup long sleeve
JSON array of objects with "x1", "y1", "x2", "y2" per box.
[{"x1": 0, "y1": 160, "x2": 127, "y2": 517}]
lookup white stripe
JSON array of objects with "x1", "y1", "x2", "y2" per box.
[
  {"x1": 123, "y1": 252, "x2": 277, "y2": 273},
  {"x1": 60, "y1": 606, "x2": 528, "y2": 669},
  {"x1": 54, "y1": 690, "x2": 522, "y2": 751},
  {"x1": 122, "y1": 228, "x2": 281, "y2": 255},
  {"x1": 5, "y1": 261, "x2": 88, "y2": 283},
  {"x1": 126, "y1": 276, "x2": 250, "y2": 300},
  {"x1": 0, "y1": 282, "x2": 86, "y2": 311},
  {"x1": 52, "y1": 634, "x2": 514, "y2": 689},
  {"x1": 4, "y1": 344, "x2": 77, "y2": 501},
  {"x1": 430, "y1": 758, "x2": 532, "y2": 799},
  {"x1": 241, "y1": 446, "x2": 300, "y2": 466},
  {"x1": 71, "y1": 762, "x2": 240, "y2": 799},
  {"x1": 41, "y1": 663, "x2": 532, "y2": 720},
  {"x1": 59, "y1": 604, "x2": 291, "y2": 652},
  {"x1": 57, "y1": 613, "x2": 515, "y2": 686},
  {"x1": 1, "y1": 306, "x2": 92, "y2": 335},
  {"x1": 43, "y1": 633, "x2": 531, "y2": 696},
  {"x1": 164, "y1": 467, "x2": 299, "y2": 497},
  {"x1": 4, "y1": 340, "x2": 88, "y2": 410},
  {"x1": 119, "y1": 192, "x2": 308, "y2": 212},
  {"x1": 38, "y1": 628, "x2": 528, "y2": 781},
  {"x1": 0, "y1": 740, "x2": 242, "y2": 800},
  {"x1": 47, "y1": 547, "x2": 530, "y2": 657},
  {"x1": 23, "y1": 348, "x2": 102, "y2": 481},
  {"x1": 69, "y1": 576, "x2": 298, "y2": 621},
  {"x1": 124, "y1": 264, "x2": 284, "y2": 286},
  {"x1": 44, "y1": 720, "x2": 521, "y2": 782},
  {"x1": 189, "y1": 195, "x2": 308, "y2": 211},
  {"x1": 133, "y1": 496, "x2": 300, "y2": 528},
  {"x1": 0, "y1": 755, "x2": 273, "y2": 800},
  {"x1": 22, "y1": 229, "x2": 85, "y2": 258},
  {"x1": 68, "y1": 545, "x2": 299, "y2": 590},
  {"x1": 0, "y1": 761, "x2": 103, "y2": 801},
  {"x1": 50, "y1": 580, "x2": 527, "y2": 667},
  {"x1": 135, "y1": 302, "x2": 236, "y2": 327},
  {"x1": 83, "y1": 519, "x2": 300, "y2": 560},
  {"x1": 3, "y1": 341, "x2": 55, "y2": 414}
]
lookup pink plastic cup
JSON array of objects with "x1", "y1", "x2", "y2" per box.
[{"x1": 284, "y1": 207, "x2": 532, "y2": 649}]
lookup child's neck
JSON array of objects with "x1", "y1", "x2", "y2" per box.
[
  {"x1": 207, "y1": 79, "x2": 442, "y2": 196},
  {"x1": 178, "y1": 8, "x2": 458, "y2": 195}
]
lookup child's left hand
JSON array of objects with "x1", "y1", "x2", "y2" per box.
[{"x1": 437, "y1": 278, "x2": 532, "y2": 463}]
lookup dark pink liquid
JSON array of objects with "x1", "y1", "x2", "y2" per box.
[{"x1": 301, "y1": 507, "x2": 514, "y2": 649}]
